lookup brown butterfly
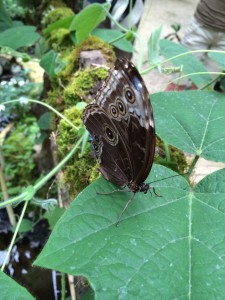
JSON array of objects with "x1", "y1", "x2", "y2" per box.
[{"x1": 83, "y1": 58, "x2": 155, "y2": 223}]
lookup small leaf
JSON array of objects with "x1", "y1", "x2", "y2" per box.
[
  {"x1": 37, "y1": 112, "x2": 51, "y2": 130},
  {"x1": 0, "y1": 272, "x2": 34, "y2": 299},
  {"x1": 39, "y1": 50, "x2": 58, "y2": 77},
  {"x1": 70, "y1": 3, "x2": 110, "y2": 42},
  {"x1": 44, "y1": 207, "x2": 65, "y2": 230},
  {"x1": 160, "y1": 39, "x2": 211, "y2": 87},
  {"x1": 147, "y1": 25, "x2": 162, "y2": 65},
  {"x1": 0, "y1": 26, "x2": 40, "y2": 49},
  {"x1": 152, "y1": 91, "x2": 225, "y2": 162},
  {"x1": 12, "y1": 219, "x2": 33, "y2": 233}
]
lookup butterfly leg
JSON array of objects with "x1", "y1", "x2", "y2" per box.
[
  {"x1": 115, "y1": 193, "x2": 135, "y2": 226},
  {"x1": 152, "y1": 187, "x2": 162, "y2": 197}
]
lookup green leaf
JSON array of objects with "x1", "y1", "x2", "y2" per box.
[
  {"x1": 37, "y1": 112, "x2": 51, "y2": 130},
  {"x1": 35, "y1": 165, "x2": 194, "y2": 299},
  {"x1": 208, "y1": 52, "x2": 225, "y2": 70},
  {"x1": 12, "y1": 219, "x2": 33, "y2": 233},
  {"x1": 70, "y1": 3, "x2": 110, "y2": 42},
  {"x1": 0, "y1": 0, "x2": 13, "y2": 31},
  {"x1": 160, "y1": 39, "x2": 211, "y2": 87},
  {"x1": 0, "y1": 271, "x2": 34, "y2": 299},
  {"x1": 34, "y1": 165, "x2": 225, "y2": 299},
  {"x1": 152, "y1": 91, "x2": 225, "y2": 162},
  {"x1": 0, "y1": 26, "x2": 40, "y2": 49},
  {"x1": 92, "y1": 28, "x2": 133, "y2": 52},
  {"x1": 34, "y1": 37, "x2": 49, "y2": 59},
  {"x1": 43, "y1": 15, "x2": 74, "y2": 35},
  {"x1": 39, "y1": 50, "x2": 58, "y2": 78},
  {"x1": 44, "y1": 207, "x2": 65, "y2": 230},
  {"x1": 147, "y1": 25, "x2": 162, "y2": 65}
]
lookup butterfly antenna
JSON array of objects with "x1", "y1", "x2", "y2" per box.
[
  {"x1": 97, "y1": 189, "x2": 131, "y2": 195},
  {"x1": 147, "y1": 172, "x2": 190, "y2": 185},
  {"x1": 115, "y1": 193, "x2": 135, "y2": 226}
]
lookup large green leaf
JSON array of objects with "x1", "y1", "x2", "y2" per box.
[
  {"x1": 152, "y1": 91, "x2": 225, "y2": 162},
  {"x1": 0, "y1": 272, "x2": 34, "y2": 299},
  {"x1": 160, "y1": 39, "x2": 211, "y2": 87},
  {"x1": 92, "y1": 28, "x2": 133, "y2": 52},
  {"x1": 209, "y1": 52, "x2": 225, "y2": 70},
  {"x1": 70, "y1": 3, "x2": 110, "y2": 42},
  {"x1": 0, "y1": 26, "x2": 40, "y2": 49},
  {"x1": 43, "y1": 16, "x2": 74, "y2": 35},
  {"x1": 35, "y1": 165, "x2": 188, "y2": 299},
  {"x1": 34, "y1": 164, "x2": 225, "y2": 299}
]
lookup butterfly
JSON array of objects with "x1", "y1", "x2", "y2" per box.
[{"x1": 83, "y1": 58, "x2": 155, "y2": 223}]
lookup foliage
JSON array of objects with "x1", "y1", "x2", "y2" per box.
[
  {"x1": 3, "y1": 0, "x2": 34, "y2": 20},
  {"x1": 2, "y1": 115, "x2": 40, "y2": 197},
  {"x1": 1, "y1": 1, "x2": 225, "y2": 299},
  {"x1": 35, "y1": 91, "x2": 225, "y2": 299},
  {"x1": 0, "y1": 271, "x2": 34, "y2": 299}
]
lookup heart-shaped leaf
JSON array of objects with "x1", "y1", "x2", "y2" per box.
[
  {"x1": 35, "y1": 165, "x2": 191, "y2": 298},
  {"x1": 34, "y1": 165, "x2": 225, "y2": 299},
  {"x1": 0, "y1": 272, "x2": 34, "y2": 299},
  {"x1": 70, "y1": 3, "x2": 110, "y2": 42},
  {"x1": 152, "y1": 91, "x2": 225, "y2": 163}
]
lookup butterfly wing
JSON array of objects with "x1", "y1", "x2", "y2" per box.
[
  {"x1": 83, "y1": 59, "x2": 155, "y2": 191},
  {"x1": 83, "y1": 103, "x2": 133, "y2": 187}
]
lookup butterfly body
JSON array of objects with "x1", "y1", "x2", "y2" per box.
[{"x1": 83, "y1": 58, "x2": 155, "y2": 194}]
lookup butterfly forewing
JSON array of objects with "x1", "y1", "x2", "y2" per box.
[{"x1": 83, "y1": 58, "x2": 155, "y2": 192}]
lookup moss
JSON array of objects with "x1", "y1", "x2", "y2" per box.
[
  {"x1": 155, "y1": 136, "x2": 187, "y2": 173},
  {"x1": 42, "y1": 7, "x2": 74, "y2": 28},
  {"x1": 46, "y1": 28, "x2": 72, "y2": 51},
  {"x1": 42, "y1": 7, "x2": 74, "y2": 51},
  {"x1": 57, "y1": 107, "x2": 100, "y2": 198},
  {"x1": 59, "y1": 36, "x2": 116, "y2": 82},
  {"x1": 63, "y1": 66, "x2": 109, "y2": 106}
]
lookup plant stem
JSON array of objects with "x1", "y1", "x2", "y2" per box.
[
  {"x1": 2, "y1": 99, "x2": 78, "y2": 131},
  {"x1": 1, "y1": 136, "x2": 83, "y2": 207},
  {"x1": 1, "y1": 199, "x2": 28, "y2": 272},
  {"x1": 61, "y1": 273, "x2": 66, "y2": 300},
  {"x1": 187, "y1": 155, "x2": 200, "y2": 175},
  {"x1": 141, "y1": 49, "x2": 225, "y2": 74},
  {"x1": 0, "y1": 148, "x2": 16, "y2": 226},
  {"x1": 163, "y1": 141, "x2": 171, "y2": 162},
  {"x1": 162, "y1": 72, "x2": 224, "y2": 91},
  {"x1": 200, "y1": 75, "x2": 222, "y2": 90}
]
